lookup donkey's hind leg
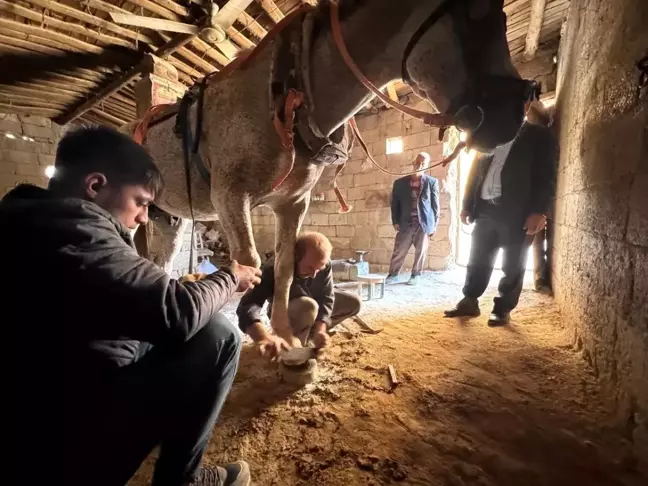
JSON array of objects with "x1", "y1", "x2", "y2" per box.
[{"x1": 134, "y1": 206, "x2": 189, "y2": 275}]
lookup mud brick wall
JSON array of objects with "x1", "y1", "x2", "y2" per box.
[
  {"x1": 251, "y1": 105, "x2": 457, "y2": 274},
  {"x1": 552, "y1": 0, "x2": 647, "y2": 471},
  {"x1": 0, "y1": 113, "x2": 62, "y2": 197}
]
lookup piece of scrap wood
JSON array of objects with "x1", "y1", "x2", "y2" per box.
[
  {"x1": 353, "y1": 315, "x2": 382, "y2": 334},
  {"x1": 388, "y1": 364, "x2": 399, "y2": 391}
]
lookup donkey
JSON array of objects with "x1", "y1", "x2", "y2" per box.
[{"x1": 1, "y1": 0, "x2": 532, "y2": 346}]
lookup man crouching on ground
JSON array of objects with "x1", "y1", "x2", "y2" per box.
[
  {"x1": 237, "y1": 232, "x2": 362, "y2": 356},
  {"x1": 4, "y1": 126, "x2": 260, "y2": 486}
]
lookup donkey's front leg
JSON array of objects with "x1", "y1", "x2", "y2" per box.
[
  {"x1": 212, "y1": 192, "x2": 261, "y2": 269},
  {"x1": 271, "y1": 195, "x2": 309, "y2": 347}
]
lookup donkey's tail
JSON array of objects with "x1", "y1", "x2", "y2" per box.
[{"x1": 0, "y1": 47, "x2": 141, "y2": 86}]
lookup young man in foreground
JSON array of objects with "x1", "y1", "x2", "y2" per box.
[{"x1": 3, "y1": 126, "x2": 260, "y2": 486}]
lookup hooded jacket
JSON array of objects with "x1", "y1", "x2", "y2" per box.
[{"x1": 2, "y1": 184, "x2": 238, "y2": 410}]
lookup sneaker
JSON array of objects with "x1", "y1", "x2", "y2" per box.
[
  {"x1": 385, "y1": 274, "x2": 399, "y2": 284},
  {"x1": 444, "y1": 297, "x2": 480, "y2": 318},
  {"x1": 407, "y1": 275, "x2": 420, "y2": 286},
  {"x1": 187, "y1": 461, "x2": 251, "y2": 486}
]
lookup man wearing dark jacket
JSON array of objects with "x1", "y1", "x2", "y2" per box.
[
  {"x1": 3, "y1": 126, "x2": 260, "y2": 486},
  {"x1": 237, "y1": 232, "x2": 361, "y2": 355},
  {"x1": 445, "y1": 101, "x2": 558, "y2": 326},
  {"x1": 387, "y1": 152, "x2": 440, "y2": 285}
]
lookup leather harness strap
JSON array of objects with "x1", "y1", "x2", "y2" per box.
[
  {"x1": 272, "y1": 88, "x2": 305, "y2": 191},
  {"x1": 329, "y1": 1, "x2": 456, "y2": 128},
  {"x1": 132, "y1": 103, "x2": 177, "y2": 145}
]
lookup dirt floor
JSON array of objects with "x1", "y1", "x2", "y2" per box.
[{"x1": 130, "y1": 270, "x2": 645, "y2": 486}]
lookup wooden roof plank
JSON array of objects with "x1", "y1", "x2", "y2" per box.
[
  {"x1": 0, "y1": 0, "x2": 132, "y2": 49},
  {"x1": 23, "y1": 0, "x2": 155, "y2": 45}
]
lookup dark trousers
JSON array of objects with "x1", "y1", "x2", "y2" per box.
[
  {"x1": 61, "y1": 314, "x2": 242, "y2": 486},
  {"x1": 463, "y1": 203, "x2": 533, "y2": 312},
  {"x1": 388, "y1": 222, "x2": 429, "y2": 276}
]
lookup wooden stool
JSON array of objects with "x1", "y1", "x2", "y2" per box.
[{"x1": 356, "y1": 274, "x2": 386, "y2": 301}]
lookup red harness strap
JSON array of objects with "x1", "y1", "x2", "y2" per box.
[{"x1": 132, "y1": 103, "x2": 176, "y2": 145}]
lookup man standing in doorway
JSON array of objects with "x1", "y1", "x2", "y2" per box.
[
  {"x1": 386, "y1": 152, "x2": 440, "y2": 285},
  {"x1": 445, "y1": 101, "x2": 558, "y2": 326}
]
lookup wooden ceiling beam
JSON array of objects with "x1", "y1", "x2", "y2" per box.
[
  {"x1": 0, "y1": 1, "x2": 132, "y2": 49},
  {"x1": 54, "y1": 28, "x2": 203, "y2": 125},
  {"x1": 0, "y1": 17, "x2": 103, "y2": 54},
  {"x1": 256, "y1": 0, "x2": 285, "y2": 23},
  {"x1": 23, "y1": 0, "x2": 155, "y2": 45},
  {"x1": 524, "y1": 0, "x2": 547, "y2": 59},
  {"x1": 237, "y1": 11, "x2": 268, "y2": 40}
]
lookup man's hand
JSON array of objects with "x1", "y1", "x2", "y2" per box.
[
  {"x1": 311, "y1": 320, "x2": 331, "y2": 349},
  {"x1": 460, "y1": 210, "x2": 473, "y2": 225},
  {"x1": 257, "y1": 334, "x2": 291, "y2": 359},
  {"x1": 393, "y1": 224, "x2": 400, "y2": 232},
  {"x1": 428, "y1": 231, "x2": 435, "y2": 240},
  {"x1": 524, "y1": 213, "x2": 547, "y2": 235},
  {"x1": 230, "y1": 260, "x2": 262, "y2": 292}
]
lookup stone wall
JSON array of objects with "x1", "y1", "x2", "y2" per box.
[
  {"x1": 251, "y1": 104, "x2": 457, "y2": 274},
  {"x1": 0, "y1": 113, "x2": 62, "y2": 197},
  {"x1": 552, "y1": 0, "x2": 647, "y2": 471}
]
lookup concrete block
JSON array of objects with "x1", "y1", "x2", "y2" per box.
[
  {"x1": 365, "y1": 189, "x2": 390, "y2": 209},
  {"x1": 371, "y1": 237, "x2": 393, "y2": 251},
  {"x1": 381, "y1": 121, "x2": 405, "y2": 138},
  {"x1": 355, "y1": 114, "x2": 378, "y2": 132},
  {"x1": 18, "y1": 114, "x2": 51, "y2": 127},
  {"x1": 0, "y1": 162, "x2": 16, "y2": 175},
  {"x1": 428, "y1": 256, "x2": 450, "y2": 270},
  {"x1": 377, "y1": 225, "x2": 395, "y2": 238},
  {"x1": 350, "y1": 234, "x2": 372, "y2": 250},
  {"x1": 360, "y1": 127, "x2": 380, "y2": 144},
  {"x1": 329, "y1": 213, "x2": 348, "y2": 226},
  {"x1": 347, "y1": 186, "x2": 367, "y2": 201},
  {"x1": 379, "y1": 109, "x2": 403, "y2": 126},
  {"x1": 3, "y1": 150, "x2": 39, "y2": 165},
  {"x1": 317, "y1": 226, "x2": 337, "y2": 237},
  {"x1": 367, "y1": 208, "x2": 392, "y2": 225},
  {"x1": 22, "y1": 124, "x2": 57, "y2": 141},
  {"x1": 336, "y1": 225, "x2": 355, "y2": 237},
  {"x1": 16, "y1": 164, "x2": 45, "y2": 177},
  {"x1": 0, "y1": 120, "x2": 22, "y2": 135},
  {"x1": 328, "y1": 237, "x2": 351, "y2": 250},
  {"x1": 335, "y1": 174, "x2": 353, "y2": 188},
  {"x1": 310, "y1": 213, "x2": 329, "y2": 226},
  {"x1": 346, "y1": 211, "x2": 369, "y2": 226},
  {"x1": 428, "y1": 240, "x2": 452, "y2": 257},
  {"x1": 403, "y1": 132, "x2": 431, "y2": 151}
]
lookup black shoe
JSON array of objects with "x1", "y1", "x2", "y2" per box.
[
  {"x1": 444, "y1": 297, "x2": 480, "y2": 318},
  {"x1": 487, "y1": 310, "x2": 510, "y2": 327},
  {"x1": 187, "y1": 461, "x2": 251, "y2": 486}
]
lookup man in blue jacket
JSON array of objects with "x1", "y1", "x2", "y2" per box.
[
  {"x1": 3, "y1": 126, "x2": 260, "y2": 486},
  {"x1": 386, "y1": 152, "x2": 440, "y2": 285}
]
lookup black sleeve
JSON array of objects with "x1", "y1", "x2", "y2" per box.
[
  {"x1": 391, "y1": 179, "x2": 401, "y2": 226},
  {"x1": 77, "y1": 221, "x2": 239, "y2": 344},
  {"x1": 430, "y1": 178, "x2": 440, "y2": 231},
  {"x1": 315, "y1": 264, "x2": 334, "y2": 326},
  {"x1": 530, "y1": 128, "x2": 559, "y2": 215},
  {"x1": 236, "y1": 261, "x2": 274, "y2": 333}
]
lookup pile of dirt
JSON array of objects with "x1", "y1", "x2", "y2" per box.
[{"x1": 130, "y1": 277, "x2": 644, "y2": 485}]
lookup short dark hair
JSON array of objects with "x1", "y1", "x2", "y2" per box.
[{"x1": 49, "y1": 125, "x2": 164, "y2": 196}]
